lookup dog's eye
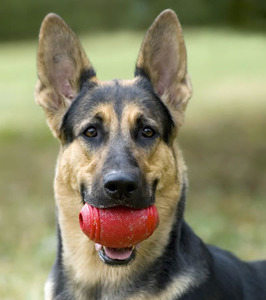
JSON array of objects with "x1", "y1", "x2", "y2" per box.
[
  {"x1": 142, "y1": 127, "x2": 156, "y2": 138},
  {"x1": 84, "y1": 126, "x2": 97, "y2": 138}
]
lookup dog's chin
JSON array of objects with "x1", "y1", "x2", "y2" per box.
[{"x1": 95, "y1": 243, "x2": 136, "y2": 266}]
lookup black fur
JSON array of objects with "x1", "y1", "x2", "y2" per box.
[{"x1": 79, "y1": 68, "x2": 97, "y2": 89}]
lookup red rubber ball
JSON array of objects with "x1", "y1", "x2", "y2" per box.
[{"x1": 79, "y1": 204, "x2": 159, "y2": 248}]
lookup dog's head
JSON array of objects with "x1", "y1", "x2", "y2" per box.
[{"x1": 36, "y1": 9, "x2": 191, "y2": 273}]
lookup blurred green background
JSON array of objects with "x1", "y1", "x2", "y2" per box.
[{"x1": 0, "y1": 1, "x2": 265, "y2": 299}]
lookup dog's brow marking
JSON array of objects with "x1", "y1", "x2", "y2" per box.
[
  {"x1": 120, "y1": 103, "x2": 142, "y2": 136},
  {"x1": 74, "y1": 103, "x2": 117, "y2": 135},
  {"x1": 90, "y1": 103, "x2": 115, "y2": 125}
]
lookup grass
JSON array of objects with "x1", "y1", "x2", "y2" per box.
[{"x1": 0, "y1": 28, "x2": 265, "y2": 299}]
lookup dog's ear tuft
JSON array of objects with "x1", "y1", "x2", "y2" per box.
[
  {"x1": 135, "y1": 9, "x2": 192, "y2": 126},
  {"x1": 35, "y1": 13, "x2": 97, "y2": 137}
]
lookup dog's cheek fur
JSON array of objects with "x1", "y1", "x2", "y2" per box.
[
  {"x1": 56, "y1": 142, "x2": 92, "y2": 195},
  {"x1": 131, "y1": 140, "x2": 184, "y2": 261},
  {"x1": 53, "y1": 141, "x2": 100, "y2": 284}
]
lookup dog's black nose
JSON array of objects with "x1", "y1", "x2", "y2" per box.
[{"x1": 103, "y1": 172, "x2": 138, "y2": 199}]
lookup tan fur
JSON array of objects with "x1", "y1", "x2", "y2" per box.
[{"x1": 127, "y1": 271, "x2": 198, "y2": 300}]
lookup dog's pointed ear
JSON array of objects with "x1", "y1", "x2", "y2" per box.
[
  {"x1": 35, "y1": 13, "x2": 97, "y2": 137},
  {"x1": 135, "y1": 9, "x2": 192, "y2": 126}
]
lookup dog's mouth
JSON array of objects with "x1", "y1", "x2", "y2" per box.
[{"x1": 95, "y1": 243, "x2": 136, "y2": 265}]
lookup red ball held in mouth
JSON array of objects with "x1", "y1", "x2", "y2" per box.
[{"x1": 79, "y1": 204, "x2": 159, "y2": 248}]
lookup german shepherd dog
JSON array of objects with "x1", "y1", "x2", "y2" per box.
[{"x1": 36, "y1": 9, "x2": 266, "y2": 300}]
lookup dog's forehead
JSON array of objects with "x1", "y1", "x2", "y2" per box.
[
  {"x1": 80, "y1": 78, "x2": 160, "y2": 117},
  {"x1": 61, "y1": 77, "x2": 174, "y2": 142}
]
